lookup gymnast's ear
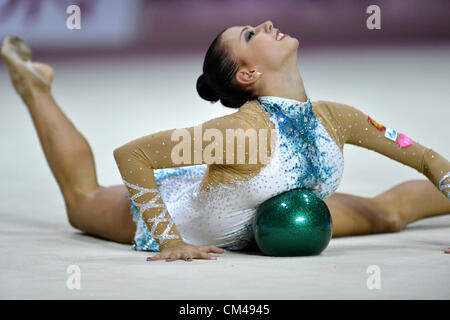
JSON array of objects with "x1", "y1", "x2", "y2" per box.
[{"x1": 235, "y1": 68, "x2": 263, "y2": 86}]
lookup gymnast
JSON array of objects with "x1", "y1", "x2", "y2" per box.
[{"x1": 2, "y1": 21, "x2": 449, "y2": 262}]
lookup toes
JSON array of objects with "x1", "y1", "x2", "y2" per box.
[{"x1": 6, "y1": 35, "x2": 31, "y2": 61}]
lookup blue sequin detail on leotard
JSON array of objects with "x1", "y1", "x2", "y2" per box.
[{"x1": 258, "y1": 96, "x2": 337, "y2": 197}]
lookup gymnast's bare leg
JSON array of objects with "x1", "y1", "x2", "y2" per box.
[
  {"x1": 1, "y1": 35, "x2": 135, "y2": 244},
  {"x1": 328, "y1": 181, "x2": 450, "y2": 236},
  {"x1": 2, "y1": 35, "x2": 449, "y2": 252}
]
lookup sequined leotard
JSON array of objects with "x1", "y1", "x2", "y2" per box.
[{"x1": 113, "y1": 96, "x2": 450, "y2": 252}]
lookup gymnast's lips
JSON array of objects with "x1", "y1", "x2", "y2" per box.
[{"x1": 276, "y1": 29, "x2": 289, "y2": 41}]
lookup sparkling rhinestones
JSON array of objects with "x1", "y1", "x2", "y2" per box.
[{"x1": 123, "y1": 179, "x2": 180, "y2": 244}]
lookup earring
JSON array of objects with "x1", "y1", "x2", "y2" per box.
[{"x1": 251, "y1": 71, "x2": 263, "y2": 78}]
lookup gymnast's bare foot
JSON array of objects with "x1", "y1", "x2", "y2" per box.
[{"x1": 1, "y1": 35, "x2": 54, "y2": 97}]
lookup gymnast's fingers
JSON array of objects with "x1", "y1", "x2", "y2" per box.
[
  {"x1": 166, "y1": 252, "x2": 181, "y2": 262},
  {"x1": 198, "y1": 245, "x2": 225, "y2": 254},
  {"x1": 182, "y1": 253, "x2": 193, "y2": 262},
  {"x1": 147, "y1": 254, "x2": 165, "y2": 261},
  {"x1": 444, "y1": 247, "x2": 450, "y2": 254},
  {"x1": 195, "y1": 251, "x2": 217, "y2": 260},
  {"x1": 147, "y1": 249, "x2": 174, "y2": 261},
  {"x1": 207, "y1": 246, "x2": 225, "y2": 254}
]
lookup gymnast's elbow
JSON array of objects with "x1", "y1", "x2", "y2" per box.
[
  {"x1": 113, "y1": 141, "x2": 136, "y2": 163},
  {"x1": 113, "y1": 141, "x2": 150, "y2": 166}
]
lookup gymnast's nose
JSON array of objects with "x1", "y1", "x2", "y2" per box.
[{"x1": 262, "y1": 21, "x2": 273, "y2": 33}]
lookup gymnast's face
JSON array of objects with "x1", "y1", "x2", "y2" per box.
[{"x1": 221, "y1": 21, "x2": 299, "y2": 86}]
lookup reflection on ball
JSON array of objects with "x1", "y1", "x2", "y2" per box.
[{"x1": 254, "y1": 188, "x2": 332, "y2": 256}]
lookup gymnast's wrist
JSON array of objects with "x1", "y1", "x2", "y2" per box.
[{"x1": 158, "y1": 239, "x2": 185, "y2": 251}]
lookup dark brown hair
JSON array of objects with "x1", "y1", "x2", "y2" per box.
[{"x1": 196, "y1": 29, "x2": 256, "y2": 109}]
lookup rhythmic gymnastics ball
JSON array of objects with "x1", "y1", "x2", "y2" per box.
[{"x1": 254, "y1": 188, "x2": 332, "y2": 256}]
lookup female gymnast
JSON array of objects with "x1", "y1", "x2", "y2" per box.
[{"x1": 2, "y1": 21, "x2": 450, "y2": 262}]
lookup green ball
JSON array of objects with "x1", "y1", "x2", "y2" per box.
[{"x1": 254, "y1": 188, "x2": 332, "y2": 256}]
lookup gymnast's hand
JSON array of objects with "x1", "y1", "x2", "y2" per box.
[{"x1": 146, "y1": 241, "x2": 225, "y2": 262}]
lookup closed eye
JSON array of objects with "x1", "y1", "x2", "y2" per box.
[{"x1": 246, "y1": 30, "x2": 255, "y2": 41}]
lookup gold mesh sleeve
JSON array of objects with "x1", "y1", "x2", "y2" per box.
[
  {"x1": 313, "y1": 100, "x2": 450, "y2": 200},
  {"x1": 113, "y1": 102, "x2": 265, "y2": 249}
]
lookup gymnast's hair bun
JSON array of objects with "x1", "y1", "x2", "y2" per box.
[{"x1": 196, "y1": 74, "x2": 219, "y2": 103}]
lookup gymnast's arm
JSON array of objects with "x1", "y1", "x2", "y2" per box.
[
  {"x1": 113, "y1": 104, "x2": 259, "y2": 261},
  {"x1": 314, "y1": 100, "x2": 450, "y2": 200}
]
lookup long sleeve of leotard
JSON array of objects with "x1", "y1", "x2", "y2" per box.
[
  {"x1": 311, "y1": 100, "x2": 450, "y2": 200},
  {"x1": 113, "y1": 101, "x2": 271, "y2": 250}
]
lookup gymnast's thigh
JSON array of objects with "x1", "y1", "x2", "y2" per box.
[
  {"x1": 70, "y1": 184, "x2": 136, "y2": 244},
  {"x1": 324, "y1": 192, "x2": 380, "y2": 237}
]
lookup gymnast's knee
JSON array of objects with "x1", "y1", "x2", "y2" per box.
[
  {"x1": 375, "y1": 214, "x2": 404, "y2": 234},
  {"x1": 62, "y1": 190, "x2": 94, "y2": 231},
  {"x1": 65, "y1": 204, "x2": 83, "y2": 230}
]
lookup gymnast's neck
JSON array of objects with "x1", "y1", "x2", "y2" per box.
[{"x1": 257, "y1": 55, "x2": 308, "y2": 103}]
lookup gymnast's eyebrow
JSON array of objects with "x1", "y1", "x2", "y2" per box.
[{"x1": 240, "y1": 26, "x2": 250, "y2": 42}]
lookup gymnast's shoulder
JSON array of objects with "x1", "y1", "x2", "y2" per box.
[{"x1": 229, "y1": 99, "x2": 274, "y2": 129}]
